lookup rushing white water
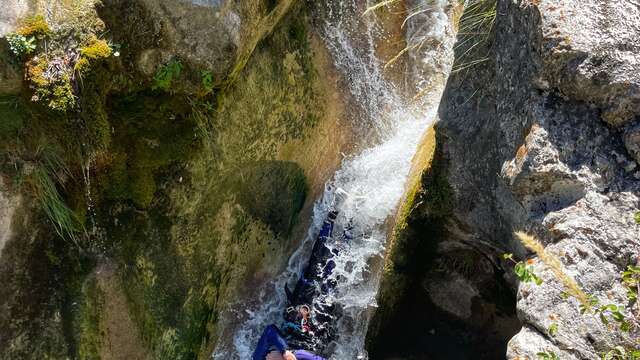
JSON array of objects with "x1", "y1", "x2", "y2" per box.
[{"x1": 214, "y1": 1, "x2": 454, "y2": 358}]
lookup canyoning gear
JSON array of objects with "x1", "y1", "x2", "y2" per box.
[
  {"x1": 253, "y1": 325, "x2": 288, "y2": 360},
  {"x1": 253, "y1": 324, "x2": 326, "y2": 360},
  {"x1": 279, "y1": 209, "x2": 356, "y2": 353},
  {"x1": 254, "y1": 208, "x2": 355, "y2": 358}
]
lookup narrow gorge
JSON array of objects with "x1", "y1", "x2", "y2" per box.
[{"x1": 0, "y1": 1, "x2": 638, "y2": 360}]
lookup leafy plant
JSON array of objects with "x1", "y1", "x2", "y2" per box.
[
  {"x1": 152, "y1": 59, "x2": 183, "y2": 91},
  {"x1": 593, "y1": 303, "x2": 631, "y2": 332},
  {"x1": 6, "y1": 33, "x2": 37, "y2": 57},
  {"x1": 503, "y1": 253, "x2": 543, "y2": 285},
  {"x1": 622, "y1": 265, "x2": 639, "y2": 317},
  {"x1": 201, "y1": 70, "x2": 214, "y2": 93},
  {"x1": 634, "y1": 212, "x2": 640, "y2": 225},
  {"x1": 537, "y1": 351, "x2": 559, "y2": 360},
  {"x1": 548, "y1": 322, "x2": 558, "y2": 336},
  {"x1": 602, "y1": 346, "x2": 640, "y2": 360}
]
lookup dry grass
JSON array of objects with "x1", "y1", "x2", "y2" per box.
[{"x1": 515, "y1": 231, "x2": 592, "y2": 310}]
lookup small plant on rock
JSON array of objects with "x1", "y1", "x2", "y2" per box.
[
  {"x1": 537, "y1": 351, "x2": 559, "y2": 360},
  {"x1": 6, "y1": 33, "x2": 37, "y2": 57},
  {"x1": 152, "y1": 59, "x2": 183, "y2": 91},
  {"x1": 634, "y1": 212, "x2": 640, "y2": 225},
  {"x1": 512, "y1": 232, "x2": 640, "y2": 357},
  {"x1": 601, "y1": 346, "x2": 640, "y2": 360},
  {"x1": 503, "y1": 252, "x2": 543, "y2": 285},
  {"x1": 5, "y1": 14, "x2": 50, "y2": 58},
  {"x1": 622, "y1": 265, "x2": 639, "y2": 315}
]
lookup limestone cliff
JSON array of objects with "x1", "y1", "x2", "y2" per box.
[{"x1": 369, "y1": 0, "x2": 639, "y2": 359}]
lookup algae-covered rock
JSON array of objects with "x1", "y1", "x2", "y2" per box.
[{"x1": 0, "y1": 0, "x2": 348, "y2": 358}]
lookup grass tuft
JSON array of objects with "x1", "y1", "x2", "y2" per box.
[
  {"x1": 515, "y1": 231, "x2": 591, "y2": 310},
  {"x1": 32, "y1": 152, "x2": 84, "y2": 243},
  {"x1": 451, "y1": 0, "x2": 497, "y2": 74}
]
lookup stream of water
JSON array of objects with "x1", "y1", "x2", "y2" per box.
[{"x1": 214, "y1": 1, "x2": 454, "y2": 358}]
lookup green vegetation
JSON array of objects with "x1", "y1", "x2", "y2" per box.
[
  {"x1": 537, "y1": 351, "x2": 559, "y2": 360},
  {"x1": 634, "y1": 211, "x2": 640, "y2": 224},
  {"x1": 200, "y1": 70, "x2": 214, "y2": 94},
  {"x1": 75, "y1": 37, "x2": 112, "y2": 75},
  {"x1": 152, "y1": 59, "x2": 183, "y2": 91},
  {"x1": 5, "y1": 15, "x2": 50, "y2": 58},
  {"x1": 622, "y1": 265, "x2": 639, "y2": 312},
  {"x1": 0, "y1": 1, "x2": 323, "y2": 358},
  {"x1": 76, "y1": 276, "x2": 105, "y2": 360},
  {"x1": 513, "y1": 232, "x2": 639, "y2": 358},
  {"x1": 602, "y1": 346, "x2": 640, "y2": 360},
  {"x1": 452, "y1": 0, "x2": 497, "y2": 74},
  {"x1": 6, "y1": 33, "x2": 36, "y2": 57},
  {"x1": 15, "y1": 15, "x2": 51, "y2": 38},
  {"x1": 503, "y1": 253, "x2": 543, "y2": 285},
  {"x1": 32, "y1": 167, "x2": 83, "y2": 243}
]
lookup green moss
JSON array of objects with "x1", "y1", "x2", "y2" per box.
[
  {"x1": 80, "y1": 38, "x2": 112, "y2": 59},
  {"x1": 49, "y1": 80, "x2": 76, "y2": 111},
  {"x1": 130, "y1": 169, "x2": 156, "y2": 208},
  {"x1": 95, "y1": 93, "x2": 198, "y2": 208},
  {"x1": 16, "y1": 15, "x2": 51, "y2": 38},
  {"x1": 0, "y1": 96, "x2": 25, "y2": 142},
  {"x1": 26, "y1": 57, "x2": 77, "y2": 112},
  {"x1": 75, "y1": 38, "x2": 112, "y2": 75},
  {"x1": 75, "y1": 276, "x2": 105, "y2": 360},
  {"x1": 235, "y1": 160, "x2": 307, "y2": 235}
]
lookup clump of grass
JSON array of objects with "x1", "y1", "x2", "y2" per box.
[
  {"x1": 515, "y1": 231, "x2": 591, "y2": 310},
  {"x1": 200, "y1": 70, "x2": 214, "y2": 95},
  {"x1": 452, "y1": 0, "x2": 497, "y2": 74},
  {"x1": 31, "y1": 152, "x2": 84, "y2": 243}
]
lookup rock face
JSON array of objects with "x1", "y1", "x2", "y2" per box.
[
  {"x1": 369, "y1": 0, "x2": 640, "y2": 359},
  {"x1": 0, "y1": 0, "x2": 352, "y2": 359},
  {"x1": 0, "y1": 0, "x2": 28, "y2": 36},
  {"x1": 0, "y1": 180, "x2": 20, "y2": 258},
  {"x1": 99, "y1": 0, "x2": 295, "y2": 84}
]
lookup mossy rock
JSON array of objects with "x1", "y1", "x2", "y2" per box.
[
  {"x1": 235, "y1": 160, "x2": 307, "y2": 236},
  {"x1": 0, "y1": 96, "x2": 25, "y2": 142}
]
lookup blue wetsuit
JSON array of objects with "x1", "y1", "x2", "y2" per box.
[{"x1": 252, "y1": 325, "x2": 326, "y2": 360}]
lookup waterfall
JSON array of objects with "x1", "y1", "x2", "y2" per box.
[{"x1": 214, "y1": 1, "x2": 454, "y2": 358}]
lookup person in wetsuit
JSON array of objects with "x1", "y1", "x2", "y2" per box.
[
  {"x1": 254, "y1": 209, "x2": 354, "y2": 359},
  {"x1": 252, "y1": 324, "x2": 326, "y2": 360}
]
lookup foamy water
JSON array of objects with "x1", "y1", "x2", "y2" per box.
[{"x1": 213, "y1": 1, "x2": 454, "y2": 358}]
